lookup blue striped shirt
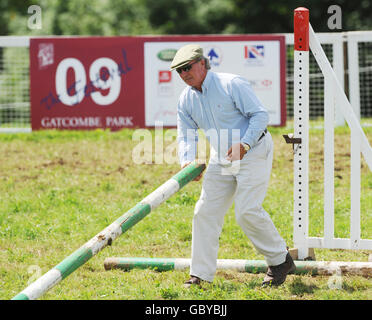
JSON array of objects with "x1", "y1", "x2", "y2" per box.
[{"x1": 177, "y1": 71, "x2": 269, "y2": 166}]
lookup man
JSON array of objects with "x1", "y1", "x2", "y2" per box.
[{"x1": 171, "y1": 44, "x2": 295, "y2": 287}]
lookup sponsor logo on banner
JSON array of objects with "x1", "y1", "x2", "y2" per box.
[
  {"x1": 38, "y1": 43, "x2": 54, "y2": 69},
  {"x1": 244, "y1": 45, "x2": 265, "y2": 66},
  {"x1": 261, "y1": 79, "x2": 272, "y2": 87},
  {"x1": 153, "y1": 104, "x2": 177, "y2": 122},
  {"x1": 159, "y1": 70, "x2": 171, "y2": 83},
  {"x1": 205, "y1": 46, "x2": 222, "y2": 67},
  {"x1": 248, "y1": 79, "x2": 273, "y2": 90},
  {"x1": 157, "y1": 49, "x2": 177, "y2": 61},
  {"x1": 158, "y1": 70, "x2": 173, "y2": 96}
]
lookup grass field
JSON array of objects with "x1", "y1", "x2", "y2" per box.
[{"x1": 0, "y1": 122, "x2": 371, "y2": 300}]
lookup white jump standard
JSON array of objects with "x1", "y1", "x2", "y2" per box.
[
  {"x1": 12, "y1": 161, "x2": 206, "y2": 300},
  {"x1": 291, "y1": 7, "x2": 372, "y2": 259}
]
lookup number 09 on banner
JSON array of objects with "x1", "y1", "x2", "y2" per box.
[{"x1": 55, "y1": 57, "x2": 121, "y2": 106}]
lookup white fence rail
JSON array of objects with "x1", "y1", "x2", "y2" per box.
[
  {"x1": 0, "y1": 37, "x2": 30, "y2": 132},
  {"x1": 307, "y1": 25, "x2": 372, "y2": 255}
]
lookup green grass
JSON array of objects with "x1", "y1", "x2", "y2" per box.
[{"x1": 0, "y1": 123, "x2": 371, "y2": 300}]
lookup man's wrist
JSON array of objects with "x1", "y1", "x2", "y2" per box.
[{"x1": 241, "y1": 142, "x2": 250, "y2": 152}]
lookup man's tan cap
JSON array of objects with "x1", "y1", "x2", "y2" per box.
[{"x1": 170, "y1": 44, "x2": 203, "y2": 71}]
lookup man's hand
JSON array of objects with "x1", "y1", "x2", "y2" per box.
[
  {"x1": 225, "y1": 143, "x2": 247, "y2": 162},
  {"x1": 182, "y1": 161, "x2": 203, "y2": 181}
]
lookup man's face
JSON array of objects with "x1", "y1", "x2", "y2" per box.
[{"x1": 177, "y1": 59, "x2": 206, "y2": 89}]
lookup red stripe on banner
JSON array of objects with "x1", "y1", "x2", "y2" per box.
[{"x1": 294, "y1": 7, "x2": 309, "y2": 51}]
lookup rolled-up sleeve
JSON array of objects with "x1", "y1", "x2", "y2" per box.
[
  {"x1": 230, "y1": 77, "x2": 269, "y2": 148},
  {"x1": 177, "y1": 99, "x2": 199, "y2": 167}
]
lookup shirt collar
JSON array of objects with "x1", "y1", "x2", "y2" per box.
[
  {"x1": 201, "y1": 71, "x2": 212, "y2": 92},
  {"x1": 191, "y1": 71, "x2": 212, "y2": 93}
]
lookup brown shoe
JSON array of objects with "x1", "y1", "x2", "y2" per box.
[
  {"x1": 184, "y1": 276, "x2": 201, "y2": 288},
  {"x1": 262, "y1": 253, "x2": 296, "y2": 287}
]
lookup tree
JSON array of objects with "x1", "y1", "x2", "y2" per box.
[{"x1": 1, "y1": 0, "x2": 371, "y2": 37}]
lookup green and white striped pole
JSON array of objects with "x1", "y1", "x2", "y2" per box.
[
  {"x1": 12, "y1": 161, "x2": 205, "y2": 300},
  {"x1": 103, "y1": 257, "x2": 372, "y2": 277}
]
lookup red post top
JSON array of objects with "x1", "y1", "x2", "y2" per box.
[{"x1": 294, "y1": 7, "x2": 309, "y2": 51}]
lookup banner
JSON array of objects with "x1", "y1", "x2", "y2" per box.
[
  {"x1": 30, "y1": 37, "x2": 144, "y2": 130},
  {"x1": 30, "y1": 35, "x2": 286, "y2": 130},
  {"x1": 144, "y1": 35, "x2": 286, "y2": 126}
]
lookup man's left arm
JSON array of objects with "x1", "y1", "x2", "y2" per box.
[
  {"x1": 225, "y1": 77, "x2": 269, "y2": 161},
  {"x1": 231, "y1": 76, "x2": 269, "y2": 147}
]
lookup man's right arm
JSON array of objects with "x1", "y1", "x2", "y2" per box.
[
  {"x1": 177, "y1": 100, "x2": 202, "y2": 181},
  {"x1": 177, "y1": 100, "x2": 199, "y2": 167}
]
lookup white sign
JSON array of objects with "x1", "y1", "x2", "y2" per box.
[{"x1": 145, "y1": 40, "x2": 284, "y2": 127}]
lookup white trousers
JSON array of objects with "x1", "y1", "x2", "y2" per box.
[{"x1": 190, "y1": 132, "x2": 288, "y2": 282}]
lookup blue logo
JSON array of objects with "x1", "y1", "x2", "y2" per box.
[
  {"x1": 206, "y1": 47, "x2": 222, "y2": 67},
  {"x1": 245, "y1": 45, "x2": 264, "y2": 59}
]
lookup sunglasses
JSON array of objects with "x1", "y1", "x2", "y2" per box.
[{"x1": 176, "y1": 59, "x2": 201, "y2": 74}]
